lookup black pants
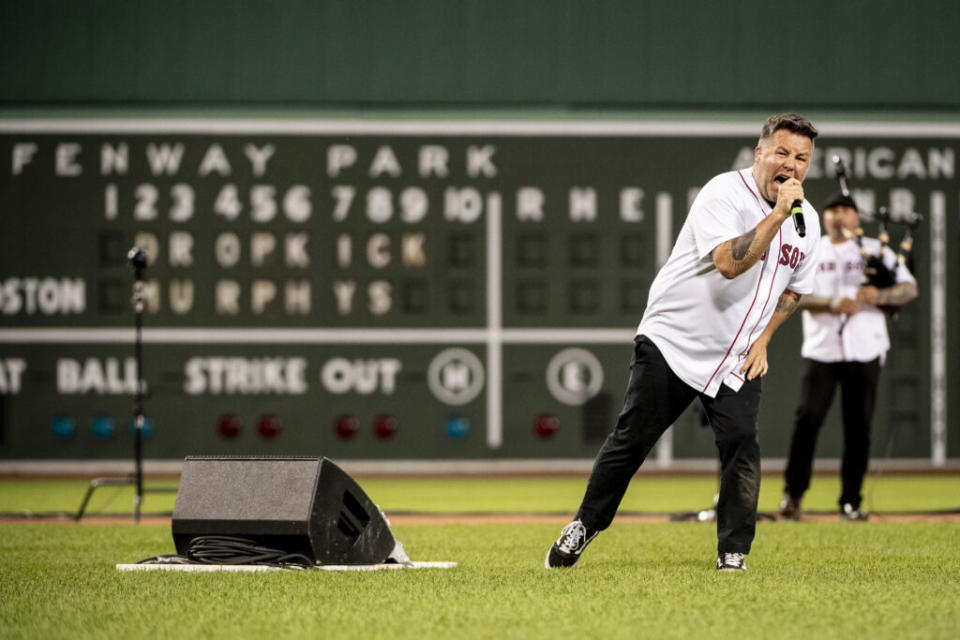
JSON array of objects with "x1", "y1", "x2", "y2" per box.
[
  {"x1": 783, "y1": 358, "x2": 880, "y2": 510},
  {"x1": 576, "y1": 335, "x2": 762, "y2": 554}
]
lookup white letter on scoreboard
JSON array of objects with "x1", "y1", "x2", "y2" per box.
[
  {"x1": 133, "y1": 233, "x2": 158, "y2": 265},
  {"x1": 379, "y1": 358, "x2": 401, "y2": 394},
  {"x1": 620, "y1": 188, "x2": 644, "y2": 222},
  {"x1": 169, "y1": 279, "x2": 194, "y2": 314},
  {"x1": 321, "y1": 358, "x2": 353, "y2": 394},
  {"x1": 368, "y1": 280, "x2": 392, "y2": 315},
  {"x1": 569, "y1": 188, "x2": 597, "y2": 221},
  {"x1": 467, "y1": 145, "x2": 497, "y2": 177},
  {"x1": 101, "y1": 143, "x2": 129, "y2": 175},
  {"x1": 198, "y1": 144, "x2": 232, "y2": 176},
  {"x1": 516, "y1": 188, "x2": 544, "y2": 221},
  {"x1": 0, "y1": 358, "x2": 26, "y2": 394},
  {"x1": 327, "y1": 145, "x2": 357, "y2": 177},
  {"x1": 57, "y1": 359, "x2": 80, "y2": 393},
  {"x1": 216, "y1": 280, "x2": 240, "y2": 314},
  {"x1": 366, "y1": 233, "x2": 391, "y2": 268},
  {"x1": 369, "y1": 145, "x2": 402, "y2": 177},
  {"x1": 285, "y1": 233, "x2": 309, "y2": 267},
  {"x1": 140, "y1": 280, "x2": 161, "y2": 313},
  {"x1": 12, "y1": 143, "x2": 37, "y2": 175},
  {"x1": 333, "y1": 281, "x2": 356, "y2": 315},
  {"x1": 251, "y1": 280, "x2": 276, "y2": 313},
  {"x1": 244, "y1": 144, "x2": 275, "y2": 177},
  {"x1": 419, "y1": 145, "x2": 449, "y2": 177},
  {"x1": 284, "y1": 280, "x2": 311, "y2": 315},
  {"x1": 169, "y1": 232, "x2": 194, "y2": 267},
  {"x1": 215, "y1": 233, "x2": 241, "y2": 267},
  {"x1": 402, "y1": 233, "x2": 426, "y2": 267},
  {"x1": 146, "y1": 143, "x2": 185, "y2": 176},
  {"x1": 56, "y1": 143, "x2": 82, "y2": 176},
  {"x1": 336, "y1": 233, "x2": 352, "y2": 268},
  {"x1": 250, "y1": 233, "x2": 276, "y2": 266}
]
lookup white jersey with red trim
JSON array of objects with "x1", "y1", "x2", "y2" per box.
[
  {"x1": 638, "y1": 168, "x2": 821, "y2": 398},
  {"x1": 800, "y1": 236, "x2": 915, "y2": 364}
]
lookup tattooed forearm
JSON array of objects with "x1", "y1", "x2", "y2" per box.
[
  {"x1": 876, "y1": 282, "x2": 918, "y2": 307},
  {"x1": 711, "y1": 212, "x2": 787, "y2": 279},
  {"x1": 730, "y1": 230, "x2": 757, "y2": 260},
  {"x1": 713, "y1": 229, "x2": 765, "y2": 278},
  {"x1": 775, "y1": 290, "x2": 801, "y2": 315},
  {"x1": 754, "y1": 289, "x2": 802, "y2": 347}
]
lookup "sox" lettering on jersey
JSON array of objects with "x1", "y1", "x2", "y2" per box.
[{"x1": 778, "y1": 243, "x2": 805, "y2": 270}]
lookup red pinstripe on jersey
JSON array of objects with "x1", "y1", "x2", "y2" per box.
[{"x1": 701, "y1": 170, "x2": 779, "y2": 393}]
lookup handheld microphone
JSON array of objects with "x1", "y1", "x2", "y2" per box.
[{"x1": 790, "y1": 200, "x2": 805, "y2": 238}]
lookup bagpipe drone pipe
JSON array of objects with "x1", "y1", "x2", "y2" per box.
[{"x1": 832, "y1": 155, "x2": 922, "y2": 317}]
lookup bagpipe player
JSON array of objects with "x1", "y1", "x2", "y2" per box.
[{"x1": 777, "y1": 191, "x2": 918, "y2": 521}]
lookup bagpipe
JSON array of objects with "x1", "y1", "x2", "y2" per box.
[{"x1": 831, "y1": 155, "x2": 921, "y2": 314}]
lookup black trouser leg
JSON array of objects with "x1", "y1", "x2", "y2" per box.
[
  {"x1": 838, "y1": 358, "x2": 880, "y2": 509},
  {"x1": 783, "y1": 360, "x2": 839, "y2": 499},
  {"x1": 576, "y1": 336, "x2": 698, "y2": 530},
  {"x1": 700, "y1": 377, "x2": 762, "y2": 554}
]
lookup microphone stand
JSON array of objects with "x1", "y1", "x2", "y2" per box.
[
  {"x1": 130, "y1": 247, "x2": 147, "y2": 523},
  {"x1": 75, "y1": 247, "x2": 175, "y2": 521}
]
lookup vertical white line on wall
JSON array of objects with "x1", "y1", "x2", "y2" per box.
[
  {"x1": 487, "y1": 192, "x2": 504, "y2": 449},
  {"x1": 930, "y1": 191, "x2": 947, "y2": 466},
  {"x1": 655, "y1": 192, "x2": 675, "y2": 467}
]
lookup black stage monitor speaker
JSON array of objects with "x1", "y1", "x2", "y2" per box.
[{"x1": 172, "y1": 456, "x2": 397, "y2": 565}]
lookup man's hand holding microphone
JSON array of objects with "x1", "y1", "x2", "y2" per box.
[{"x1": 775, "y1": 177, "x2": 806, "y2": 237}]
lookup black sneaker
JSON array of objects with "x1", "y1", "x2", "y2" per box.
[
  {"x1": 841, "y1": 503, "x2": 869, "y2": 521},
  {"x1": 777, "y1": 493, "x2": 802, "y2": 521},
  {"x1": 545, "y1": 520, "x2": 597, "y2": 568},
  {"x1": 716, "y1": 552, "x2": 747, "y2": 571}
]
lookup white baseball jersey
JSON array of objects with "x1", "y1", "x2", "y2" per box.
[
  {"x1": 801, "y1": 236, "x2": 916, "y2": 364},
  {"x1": 638, "y1": 168, "x2": 821, "y2": 398}
]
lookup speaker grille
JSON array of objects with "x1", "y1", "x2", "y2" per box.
[{"x1": 174, "y1": 457, "x2": 319, "y2": 523}]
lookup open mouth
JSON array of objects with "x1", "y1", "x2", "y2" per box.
[{"x1": 774, "y1": 175, "x2": 789, "y2": 184}]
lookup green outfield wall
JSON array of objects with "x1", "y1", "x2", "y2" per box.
[
  {"x1": 0, "y1": 1, "x2": 956, "y2": 465},
  {"x1": 1, "y1": 0, "x2": 958, "y2": 110}
]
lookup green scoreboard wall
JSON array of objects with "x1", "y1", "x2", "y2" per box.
[
  {"x1": 3, "y1": 1, "x2": 959, "y2": 110},
  {"x1": 0, "y1": 118, "x2": 956, "y2": 463}
]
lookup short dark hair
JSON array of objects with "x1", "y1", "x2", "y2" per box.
[
  {"x1": 759, "y1": 113, "x2": 818, "y2": 143},
  {"x1": 822, "y1": 191, "x2": 858, "y2": 212}
]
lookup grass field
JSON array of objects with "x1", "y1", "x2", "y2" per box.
[
  {"x1": 4, "y1": 473, "x2": 960, "y2": 516},
  {"x1": 2, "y1": 474, "x2": 959, "y2": 639}
]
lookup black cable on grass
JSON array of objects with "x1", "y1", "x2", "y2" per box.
[
  {"x1": 188, "y1": 536, "x2": 314, "y2": 567},
  {"x1": 136, "y1": 536, "x2": 314, "y2": 568}
]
